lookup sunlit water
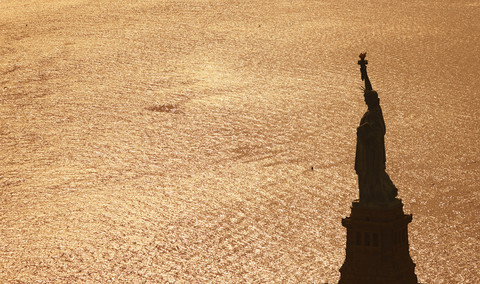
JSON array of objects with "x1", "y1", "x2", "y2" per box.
[{"x1": 1, "y1": 0, "x2": 479, "y2": 282}]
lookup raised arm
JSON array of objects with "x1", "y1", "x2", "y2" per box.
[{"x1": 358, "y1": 52, "x2": 372, "y2": 91}]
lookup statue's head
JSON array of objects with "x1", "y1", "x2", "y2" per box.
[{"x1": 364, "y1": 90, "x2": 379, "y2": 109}]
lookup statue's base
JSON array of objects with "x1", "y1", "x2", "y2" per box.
[{"x1": 339, "y1": 199, "x2": 418, "y2": 284}]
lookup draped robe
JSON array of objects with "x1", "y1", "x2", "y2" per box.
[{"x1": 355, "y1": 103, "x2": 398, "y2": 203}]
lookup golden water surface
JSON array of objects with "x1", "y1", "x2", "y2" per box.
[{"x1": 1, "y1": 0, "x2": 479, "y2": 282}]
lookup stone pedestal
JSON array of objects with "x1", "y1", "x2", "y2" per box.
[{"x1": 339, "y1": 199, "x2": 418, "y2": 284}]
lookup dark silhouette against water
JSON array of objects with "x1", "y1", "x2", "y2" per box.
[
  {"x1": 355, "y1": 53, "x2": 398, "y2": 205},
  {"x1": 338, "y1": 53, "x2": 418, "y2": 283}
]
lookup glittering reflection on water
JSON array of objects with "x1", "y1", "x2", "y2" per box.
[{"x1": 0, "y1": 0, "x2": 479, "y2": 282}]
